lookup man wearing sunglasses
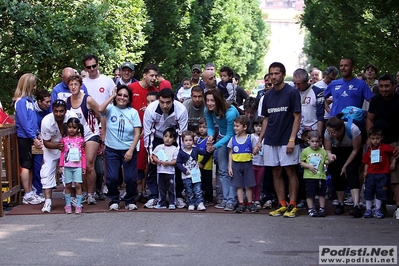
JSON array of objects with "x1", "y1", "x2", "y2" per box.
[
  {"x1": 82, "y1": 54, "x2": 115, "y2": 106},
  {"x1": 50, "y1": 67, "x2": 89, "y2": 112}
]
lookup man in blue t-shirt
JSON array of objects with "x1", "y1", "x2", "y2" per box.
[
  {"x1": 254, "y1": 62, "x2": 302, "y2": 218},
  {"x1": 324, "y1": 58, "x2": 374, "y2": 117}
]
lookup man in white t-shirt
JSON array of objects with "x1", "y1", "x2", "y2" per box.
[{"x1": 82, "y1": 54, "x2": 115, "y2": 106}]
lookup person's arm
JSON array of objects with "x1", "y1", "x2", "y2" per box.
[
  {"x1": 176, "y1": 151, "x2": 188, "y2": 174},
  {"x1": 80, "y1": 139, "x2": 87, "y2": 174},
  {"x1": 286, "y1": 112, "x2": 301, "y2": 154},
  {"x1": 300, "y1": 160, "x2": 317, "y2": 174},
  {"x1": 98, "y1": 87, "x2": 116, "y2": 115},
  {"x1": 124, "y1": 127, "x2": 141, "y2": 162},
  {"x1": 228, "y1": 148, "x2": 233, "y2": 177},
  {"x1": 254, "y1": 115, "x2": 268, "y2": 154},
  {"x1": 324, "y1": 136, "x2": 336, "y2": 162},
  {"x1": 364, "y1": 164, "x2": 369, "y2": 179},
  {"x1": 341, "y1": 135, "x2": 362, "y2": 176},
  {"x1": 87, "y1": 95, "x2": 101, "y2": 118}
]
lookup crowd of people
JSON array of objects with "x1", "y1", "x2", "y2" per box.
[{"x1": 12, "y1": 54, "x2": 399, "y2": 220}]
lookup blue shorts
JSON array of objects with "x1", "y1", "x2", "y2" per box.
[
  {"x1": 364, "y1": 173, "x2": 389, "y2": 201},
  {"x1": 231, "y1": 161, "x2": 256, "y2": 188},
  {"x1": 305, "y1": 179, "x2": 326, "y2": 198},
  {"x1": 137, "y1": 169, "x2": 145, "y2": 180},
  {"x1": 64, "y1": 167, "x2": 83, "y2": 184}
]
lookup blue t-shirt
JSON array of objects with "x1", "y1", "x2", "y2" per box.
[
  {"x1": 261, "y1": 83, "x2": 301, "y2": 146},
  {"x1": 103, "y1": 105, "x2": 142, "y2": 150},
  {"x1": 324, "y1": 78, "x2": 374, "y2": 116},
  {"x1": 205, "y1": 105, "x2": 239, "y2": 149}
]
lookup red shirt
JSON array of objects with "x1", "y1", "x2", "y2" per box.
[
  {"x1": 362, "y1": 144, "x2": 395, "y2": 174},
  {"x1": 128, "y1": 82, "x2": 158, "y2": 122},
  {"x1": 158, "y1": 79, "x2": 172, "y2": 90}
]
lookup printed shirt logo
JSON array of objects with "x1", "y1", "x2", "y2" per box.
[
  {"x1": 341, "y1": 91, "x2": 349, "y2": 97},
  {"x1": 99, "y1": 87, "x2": 105, "y2": 93},
  {"x1": 111, "y1": 116, "x2": 117, "y2": 122},
  {"x1": 334, "y1": 85, "x2": 341, "y2": 90},
  {"x1": 267, "y1": 106, "x2": 288, "y2": 113},
  {"x1": 348, "y1": 84, "x2": 357, "y2": 90}
]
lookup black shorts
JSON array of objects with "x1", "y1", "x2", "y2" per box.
[
  {"x1": 18, "y1": 138, "x2": 34, "y2": 169},
  {"x1": 87, "y1": 134, "x2": 102, "y2": 144},
  {"x1": 305, "y1": 179, "x2": 327, "y2": 198}
]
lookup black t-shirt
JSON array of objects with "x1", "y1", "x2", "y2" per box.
[{"x1": 368, "y1": 93, "x2": 399, "y2": 143}]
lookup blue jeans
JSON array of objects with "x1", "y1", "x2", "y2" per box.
[
  {"x1": 105, "y1": 147, "x2": 138, "y2": 205},
  {"x1": 217, "y1": 139, "x2": 236, "y2": 205},
  {"x1": 183, "y1": 178, "x2": 203, "y2": 206}
]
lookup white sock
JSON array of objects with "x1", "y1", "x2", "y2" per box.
[
  {"x1": 45, "y1": 199, "x2": 52, "y2": 205},
  {"x1": 375, "y1": 199, "x2": 382, "y2": 209}
]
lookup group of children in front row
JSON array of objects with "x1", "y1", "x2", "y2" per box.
[{"x1": 59, "y1": 110, "x2": 393, "y2": 218}]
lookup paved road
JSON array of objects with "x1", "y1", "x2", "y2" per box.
[{"x1": 0, "y1": 211, "x2": 398, "y2": 266}]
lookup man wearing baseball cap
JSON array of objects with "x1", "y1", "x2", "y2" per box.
[
  {"x1": 115, "y1": 62, "x2": 138, "y2": 86},
  {"x1": 174, "y1": 64, "x2": 205, "y2": 100}
]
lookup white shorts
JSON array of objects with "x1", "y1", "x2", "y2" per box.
[{"x1": 263, "y1": 144, "x2": 300, "y2": 167}]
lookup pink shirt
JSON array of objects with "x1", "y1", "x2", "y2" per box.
[{"x1": 59, "y1": 136, "x2": 86, "y2": 169}]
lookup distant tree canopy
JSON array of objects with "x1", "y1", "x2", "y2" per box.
[
  {"x1": 301, "y1": 0, "x2": 399, "y2": 75},
  {"x1": 0, "y1": 0, "x2": 269, "y2": 110}
]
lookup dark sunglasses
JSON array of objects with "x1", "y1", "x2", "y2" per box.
[
  {"x1": 192, "y1": 70, "x2": 200, "y2": 74},
  {"x1": 85, "y1": 64, "x2": 97, "y2": 69},
  {"x1": 53, "y1": 99, "x2": 67, "y2": 107},
  {"x1": 267, "y1": 83, "x2": 272, "y2": 86}
]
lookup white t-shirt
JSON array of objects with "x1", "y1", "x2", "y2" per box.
[{"x1": 83, "y1": 75, "x2": 115, "y2": 105}]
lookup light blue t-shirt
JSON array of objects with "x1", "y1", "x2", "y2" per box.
[{"x1": 103, "y1": 105, "x2": 141, "y2": 150}]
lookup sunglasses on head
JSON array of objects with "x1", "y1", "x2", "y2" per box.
[
  {"x1": 54, "y1": 99, "x2": 67, "y2": 107},
  {"x1": 85, "y1": 64, "x2": 97, "y2": 69}
]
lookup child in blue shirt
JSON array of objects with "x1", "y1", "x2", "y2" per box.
[
  {"x1": 228, "y1": 115, "x2": 258, "y2": 213},
  {"x1": 177, "y1": 131, "x2": 210, "y2": 211}
]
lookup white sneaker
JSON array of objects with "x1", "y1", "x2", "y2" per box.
[
  {"x1": 197, "y1": 202, "x2": 206, "y2": 211},
  {"x1": 41, "y1": 202, "x2": 52, "y2": 213},
  {"x1": 176, "y1": 198, "x2": 186, "y2": 209},
  {"x1": 263, "y1": 200, "x2": 272, "y2": 209},
  {"x1": 188, "y1": 205, "x2": 195, "y2": 211},
  {"x1": 109, "y1": 203, "x2": 119, "y2": 211},
  {"x1": 81, "y1": 192, "x2": 88, "y2": 204},
  {"x1": 144, "y1": 198, "x2": 157, "y2": 209},
  {"x1": 22, "y1": 195, "x2": 42, "y2": 205},
  {"x1": 394, "y1": 208, "x2": 399, "y2": 220},
  {"x1": 35, "y1": 194, "x2": 45, "y2": 203},
  {"x1": 125, "y1": 203, "x2": 138, "y2": 210},
  {"x1": 344, "y1": 197, "x2": 354, "y2": 206},
  {"x1": 332, "y1": 199, "x2": 339, "y2": 206},
  {"x1": 87, "y1": 194, "x2": 97, "y2": 205}
]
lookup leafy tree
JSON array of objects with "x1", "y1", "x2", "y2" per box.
[
  {"x1": 301, "y1": 0, "x2": 399, "y2": 75},
  {"x1": 0, "y1": 0, "x2": 147, "y2": 110},
  {"x1": 142, "y1": 0, "x2": 270, "y2": 89}
]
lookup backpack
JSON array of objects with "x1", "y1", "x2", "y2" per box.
[{"x1": 341, "y1": 106, "x2": 364, "y2": 138}]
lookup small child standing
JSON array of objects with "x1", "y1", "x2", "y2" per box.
[
  {"x1": 177, "y1": 77, "x2": 192, "y2": 103},
  {"x1": 196, "y1": 118, "x2": 214, "y2": 206},
  {"x1": 228, "y1": 115, "x2": 258, "y2": 213},
  {"x1": 299, "y1": 130, "x2": 329, "y2": 217},
  {"x1": 362, "y1": 127, "x2": 396, "y2": 219},
  {"x1": 251, "y1": 116, "x2": 265, "y2": 209},
  {"x1": 218, "y1": 66, "x2": 236, "y2": 103},
  {"x1": 150, "y1": 128, "x2": 179, "y2": 210},
  {"x1": 59, "y1": 118, "x2": 86, "y2": 214},
  {"x1": 177, "y1": 131, "x2": 209, "y2": 211}
]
